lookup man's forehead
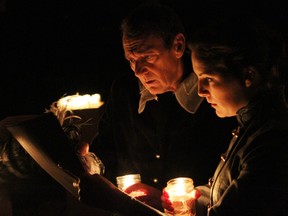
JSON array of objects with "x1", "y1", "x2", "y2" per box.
[{"x1": 122, "y1": 35, "x2": 163, "y2": 53}]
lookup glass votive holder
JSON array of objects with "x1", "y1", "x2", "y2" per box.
[
  {"x1": 116, "y1": 174, "x2": 141, "y2": 191},
  {"x1": 165, "y1": 177, "x2": 196, "y2": 216}
]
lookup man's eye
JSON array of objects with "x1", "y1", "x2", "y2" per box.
[
  {"x1": 128, "y1": 59, "x2": 136, "y2": 64},
  {"x1": 144, "y1": 55, "x2": 156, "y2": 63}
]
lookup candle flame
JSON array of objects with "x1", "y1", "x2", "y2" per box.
[{"x1": 57, "y1": 93, "x2": 104, "y2": 110}]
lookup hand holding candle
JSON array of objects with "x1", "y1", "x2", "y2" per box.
[{"x1": 163, "y1": 177, "x2": 198, "y2": 216}]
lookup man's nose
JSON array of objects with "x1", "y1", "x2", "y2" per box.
[{"x1": 134, "y1": 61, "x2": 146, "y2": 76}]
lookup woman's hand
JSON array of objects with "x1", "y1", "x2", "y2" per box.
[
  {"x1": 161, "y1": 187, "x2": 202, "y2": 215},
  {"x1": 161, "y1": 188, "x2": 174, "y2": 214}
]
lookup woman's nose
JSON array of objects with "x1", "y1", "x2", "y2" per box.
[{"x1": 198, "y1": 83, "x2": 209, "y2": 97}]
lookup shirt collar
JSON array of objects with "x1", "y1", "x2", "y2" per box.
[
  {"x1": 138, "y1": 81, "x2": 158, "y2": 114},
  {"x1": 174, "y1": 72, "x2": 204, "y2": 114},
  {"x1": 138, "y1": 73, "x2": 203, "y2": 114}
]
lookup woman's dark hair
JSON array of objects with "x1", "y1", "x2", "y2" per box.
[
  {"x1": 120, "y1": 2, "x2": 186, "y2": 49},
  {"x1": 187, "y1": 15, "x2": 286, "y2": 91}
]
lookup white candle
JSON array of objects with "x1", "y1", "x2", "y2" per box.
[
  {"x1": 57, "y1": 93, "x2": 104, "y2": 110},
  {"x1": 116, "y1": 174, "x2": 141, "y2": 191},
  {"x1": 165, "y1": 177, "x2": 196, "y2": 216},
  {"x1": 116, "y1": 174, "x2": 146, "y2": 198}
]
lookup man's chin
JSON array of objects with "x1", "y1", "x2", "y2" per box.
[{"x1": 147, "y1": 88, "x2": 164, "y2": 95}]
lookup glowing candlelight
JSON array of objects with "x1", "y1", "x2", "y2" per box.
[
  {"x1": 116, "y1": 174, "x2": 146, "y2": 198},
  {"x1": 165, "y1": 177, "x2": 196, "y2": 216},
  {"x1": 57, "y1": 93, "x2": 104, "y2": 110},
  {"x1": 116, "y1": 174, "x2": 141, "y2": 191}
]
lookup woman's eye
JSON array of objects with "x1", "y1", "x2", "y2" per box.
[{"x1": 206, "y1": 77, "x2": 213, "y2": 82}]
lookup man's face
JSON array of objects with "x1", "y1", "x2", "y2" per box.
[{"x1": 123, "y1": 34, "x2": 183, "y2": 94}]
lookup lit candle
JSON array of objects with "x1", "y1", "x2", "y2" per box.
[
  {"x1": 57, "y1": 93, "x2": 104, "y2": 110},
  {"x1": 116, "y1": 174, "x2": 146, "y2": 198},
  {"x1": 165, "y1": 177, "x2": 196, "y2": 216},
  {"x1": 116, "y1": 174, "x2": 141, "y2": 191}
]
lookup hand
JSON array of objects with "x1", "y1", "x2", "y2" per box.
[
  {"x1": 161, "y1": 187, "x2": 202, "y2": 214},
  {"x1": 76, "y1": 141, "x2": 89, "y2": 156},
  {"x1": 124, "y1": 182, "x2": 163, "y2": 211},
  {"x1": 75, "y1": 141, "x2": 105, "y2": 175},
  {"x1": 161, "y1": 189, "x2": 173, "y2": 214},
  {"x1": 79, "y1": 174, "x2": 163, "y2": 216}
]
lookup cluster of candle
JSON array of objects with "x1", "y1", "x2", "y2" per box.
[
  {"x1": 116, "y1": 175, "x2": 195, "y2": 216},
  {"x1": 57, "y1": 93, "x2": 104, "y2": 110}
]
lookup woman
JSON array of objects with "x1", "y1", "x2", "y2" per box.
[{"x1": 162, "y1": 15, "x2": 288, "y2": 216}]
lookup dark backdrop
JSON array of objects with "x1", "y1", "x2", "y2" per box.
[{"x1": 0, "y1": 0, "x2": 287, "y2": 120}]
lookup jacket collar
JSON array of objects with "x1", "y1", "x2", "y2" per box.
[{"x1": 236, "y1": 88, "x2": 287, "y2": 128}]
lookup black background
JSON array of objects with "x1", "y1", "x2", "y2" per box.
[{"x1": 0, "y1": 0, "x2": 287, "y2": 120}]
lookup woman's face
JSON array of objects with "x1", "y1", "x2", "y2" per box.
[{"x1": 192, "y1": 52, "x2": 249, "y2": 117}]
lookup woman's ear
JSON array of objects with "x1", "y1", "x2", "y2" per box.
[
  {"x1": 244, "y1": 67, "x2": 257, "y2": 87},
  {"x1": 173, "y1": 33, "x2": 185, "y2": 58}
]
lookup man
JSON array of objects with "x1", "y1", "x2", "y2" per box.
[{"x1": 88, "y1": 2, "x2": 237, "y2": 211}]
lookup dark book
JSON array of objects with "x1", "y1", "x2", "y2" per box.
[
  {"x1": 0, "y1": 113, "x2": 167, "y2": 215},
  {"x1": 1, "y1": 113, "x2": 84, "y2": 198}
]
